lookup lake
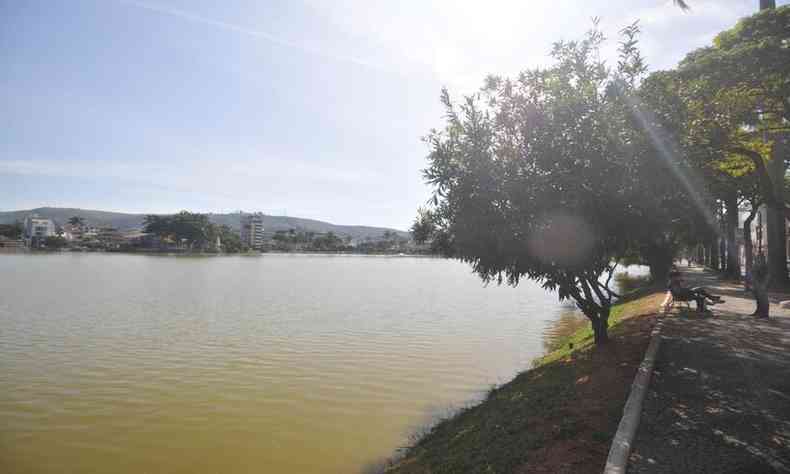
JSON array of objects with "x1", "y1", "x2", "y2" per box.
[{"x1": 0, "y1": 254, "x2": 638, "y2": 473}]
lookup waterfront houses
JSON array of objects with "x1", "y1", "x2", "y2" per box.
[
  {"x1": 0, "y1": 236, "x2": 25, "y2": 251},
  {"x1": 4, "y1": 211, "x2": 412, "y2": 254}
]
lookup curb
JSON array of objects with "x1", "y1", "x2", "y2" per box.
[{"x1": 603, "y1": 317, "x2": 664, "y2": 474}]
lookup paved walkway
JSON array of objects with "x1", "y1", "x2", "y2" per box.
[{"x1": 628, "y1": 266, "x2": 790, "y2": 473}]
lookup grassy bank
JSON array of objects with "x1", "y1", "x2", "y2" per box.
[{"x1": 382, "y1": 286, "x2": 664, "y2": 474}]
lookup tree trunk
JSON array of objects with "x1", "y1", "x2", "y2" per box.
[
  {"x1": 753, "y1": 266, "x2": 771, "y2": 318},
  {"x1": 649, "y1": 262, "x2": 671, "y2": 283},
  {"x1": 744, "y1": 211, "x2": 757, "y2": 289},
  {"x1": 725, "y1": 193, "x2": 740, "y2": 278},
  {"x1": 732, "y1": 142, "x2": 785, "y2": 286},
  {"x1": 719, "y1": 202, "x2": 727, "y2": 273},
  {"x1": 766, "y1": 203, "x2": 787, "y2": 287},
  {"x1": 767, "y1": 135, "x2": 788, "y2": 288},
  {"x1": 760, "y1": 0, "x2": 776, "y2": 11},
  {"x1": 719, "y1": 236, "x2": 727, "y2": 273},
  {"x1": 753, "y1": 284, "x2": 770, "y2": 318},
  {"x1": 591, "y1": 308, "x2": 609, "y2": 344},
  {"x1": 646, "y1": 242, "x2": 673, "y2": 283},
  {"x1": 709, "y1": 240, "x2": 719, "y2": 270}
]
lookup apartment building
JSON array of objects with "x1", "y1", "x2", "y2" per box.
[
  {"x1": 23, "y1": 215, "x2": 55, "y2": 247},
  {"x1": 240, "y1": 212, "x2": 265, "y2": 250}
]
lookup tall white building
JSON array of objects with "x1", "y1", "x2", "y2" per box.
[
  {"x1": 240, "y1": 212, "x2": 265, "y2": 250},
  {"x1": 23, "y1": 215, "x2": 56, "y2": 247}
]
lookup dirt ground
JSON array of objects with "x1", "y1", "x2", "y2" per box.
[{"x1": 519, "y1": 311, "x2": 659, "y2": 474}]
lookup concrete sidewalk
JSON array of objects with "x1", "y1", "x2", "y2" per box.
[{"x1": 627, "y1": 266, "x2": 790, "y2": 473}]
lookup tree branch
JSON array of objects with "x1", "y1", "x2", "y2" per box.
[{"x1": 731, "y1": 147, "x2": 778, "y2": 207}]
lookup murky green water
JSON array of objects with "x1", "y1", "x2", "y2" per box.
[{"x1": 1, "y1": 253, "x2": 608, "y2": 473}]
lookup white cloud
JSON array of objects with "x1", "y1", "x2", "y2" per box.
[{"x1": 118, "y1": 0, "x2": 397, "y2": 74}]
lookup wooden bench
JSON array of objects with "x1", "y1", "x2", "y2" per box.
[{"x1": 663, "y1": 288, "x2": 695, "y2": 312}]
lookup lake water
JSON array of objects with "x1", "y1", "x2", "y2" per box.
[{"x1": 0, "y1": 254, "x2": 631, "y2": 473}]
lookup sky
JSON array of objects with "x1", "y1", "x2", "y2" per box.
[{"x1": 2, "y1": 0, "x2": 787, "y2": 229}]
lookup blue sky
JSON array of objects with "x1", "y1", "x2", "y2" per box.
[{"x1": 2, "y1": 0, "x2": 786, "y2": 229}]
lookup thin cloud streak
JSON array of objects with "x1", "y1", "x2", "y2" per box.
[
  {"x1": 117, "y1": 0, "x2": 395, "y2": 74},
  {"x1": 0, "y1": 157, "x2": 378, "y2": 185}
]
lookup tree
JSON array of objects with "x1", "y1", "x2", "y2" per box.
[
  {"x1": 143, "y1": 215, "x2": 172, "y2": 240},
  {"x1": 420, "y1": 24, "x2": 663, "y2": 344},
  {"x1": 143, "y1": 211, "x2": 214, "y2": 250},
  {"x1": 740, "y1": 185, "x2": 763, "y2": 285},
  {"x1": 678, "y1": 6, "x2": 790, "y2": 286},
  {"x1": 620, "y1": 62, "x2": 711, "y2": 281},
  {"x1": 0, "y1": 221, "x2": 23, "y2": 239},
  {"x1": 411, "y1": 208, "x2": 436, "y2": 244},
  {"x1": 216, "y1": 224, "x2": 243, "y2": 253},
  {"x1": 43, "y1": 235, "x2": 68, "y2": 249},
  {"x1": 68, "y1": 216, "x2": 85, "y2": 228},
  {"x1": 311, "y1": 231, "x2": 344, "y2": 251},
  {"x1": 273, "y1": 230, "x2": 290, "y2": 243}
]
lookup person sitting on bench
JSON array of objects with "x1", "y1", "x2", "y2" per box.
[{"x1": 668, "y1": 270, "x2": 723, "y2": 313}]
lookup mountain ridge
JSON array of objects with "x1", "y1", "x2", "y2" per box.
[{"x1": 0, "y1": 207, "x2": 408, "y2": 240}]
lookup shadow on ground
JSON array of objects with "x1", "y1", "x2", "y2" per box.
[{"x1": 629, "y1": 270, "x2": 790, "y2": 473}]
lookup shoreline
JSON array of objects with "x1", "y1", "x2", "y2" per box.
[
  {"x1": 379, "y1": 286, "x2": 664, "y2": 474},
  {"x1": 3, "y1": 249, "x2": 438, "y2": 257}
]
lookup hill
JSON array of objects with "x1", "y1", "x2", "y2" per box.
[{"x1": 0, "y1": 207, "x2": 408, "y2": 241}]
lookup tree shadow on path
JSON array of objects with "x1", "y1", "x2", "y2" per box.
[{"x1": 629, "y1": 284, "x2": 790, "y2": 473}]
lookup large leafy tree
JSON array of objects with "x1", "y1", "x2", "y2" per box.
[
  {"x1": 421, "y1": 24, "x2": 664, "y2": 344},
  {"x1": 623, "y1": 69, "x2": 715, "y2": 279},
  {"x1": 677, "y1": 5, "x2": 790, "y2": 286},
  {"x1": 143, "y1": 211, "x2": 214, "y2": 250},
  {"x1": 216, "y1": 225, "x2": 243, "y2": 253},
  {"x1": 410, "y1": 208, "x2": 436, "y2": 245},
  {"x1": 0, "y1": 221, "x2": 23, "y2": 239}
]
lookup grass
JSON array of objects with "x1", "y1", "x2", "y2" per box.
[
  {"x1": 534, "y1": 284, "x2": 659, "y2": 368},
  {"x1": 381, "y1": 285, "x2": 664, "y2": 474}
]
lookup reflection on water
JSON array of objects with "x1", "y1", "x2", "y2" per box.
[
  {"x1": 0, "y1": 254, "x2": 648, "y2": 474},
  {"x1": 615, "y1": 271, "x2": 653, "y2": 294},
  {"x1": 542, "y1": 307, "x2": 588, "y2": 352}
]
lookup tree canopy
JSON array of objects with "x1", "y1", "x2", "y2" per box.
[
  {"x1": 420, "y1": 23, "x2": 678, "y2": 343},
  {"x1": 416, "y1": 6, "x2": 790, "y2": 339},
  {"x1": 143, "y1": 211, "x2": 240, "y2": 252}
]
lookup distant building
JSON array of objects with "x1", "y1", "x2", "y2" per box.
[
  {"x1": 23, "y1": 215, "x2": 55, "y2": 247},
  {"x1": 122, "y1": 230, "x2": 162, "y2": 249},
  {"x1": 0, "y1": 236, "x2": 25, "y2": 252},
  {"x1": 82, "y1": 227, "x2": 100, "y2": 241},
  {"x1": 60, "y1": 223, "x2": 83, "y2": 241},
  {"x1": 240, "y1": 212, "x2": 265, "y2": 250},
  {"x1": 97, "y1": 226, "x2": 124, "y2": 248}
]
